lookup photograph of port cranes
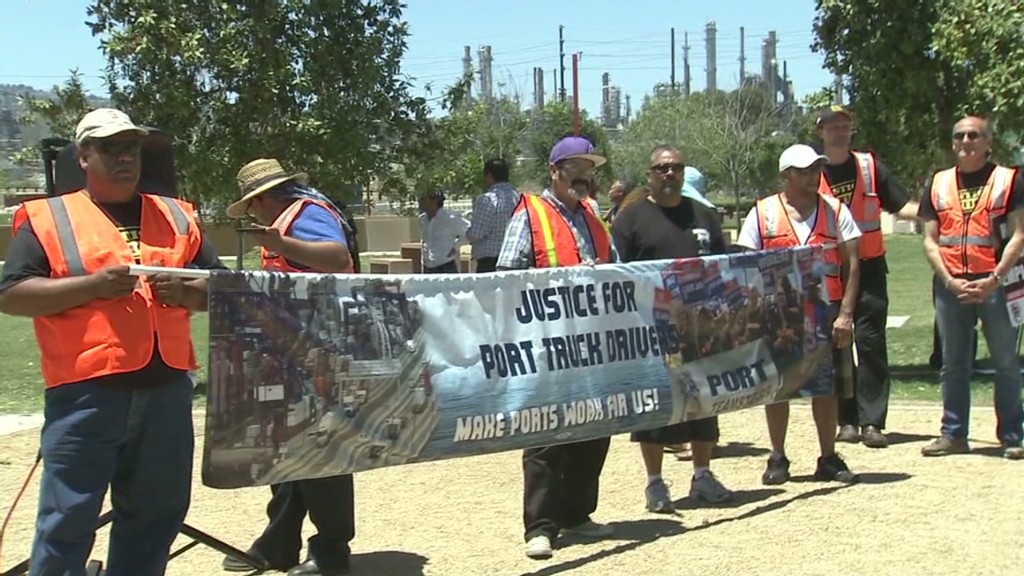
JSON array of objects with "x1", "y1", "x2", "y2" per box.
[{"x1": 201, "y1": 272, "x2": 437, "y2": 489}]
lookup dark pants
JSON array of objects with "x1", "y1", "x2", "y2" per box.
[
  {"x1": 251, "y1": 475, "x2": 355, "y2": 569},
  {"x1": 30, "y1": 374, "x2": 194, "y2": 576},
  {"x1": 522, "y1": 437, "x2": 610, "y2": 542},
  {"x1": 475, "y1": 256, "x2": 498, "y2": 273},
  {"x1": 424, "y1": 260, "x2": 458, "y2": 274},
  {"x1": 838, "y1": 260, "x2": 892, "y2": 429}
]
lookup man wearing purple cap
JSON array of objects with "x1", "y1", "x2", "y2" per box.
[{"x1": 497, "y1": 135, "x2": 617, "y2": 560}]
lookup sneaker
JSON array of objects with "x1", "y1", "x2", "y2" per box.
[
  {"x1": 525, "y1": 535, "x2": 552, "y2": 559},
  {"x1": 1004, "y1": 444, "x2": 1024, "y2": 460},
  {"x1": 921, "y1": 435, "x2": 970, "y2": 457},
  {"x1": 560, "y1": 520, "x2": 614, "y2": 539},
  {"x1": 645, "y1": 478, "x2": 675, "y2": 513},
  {"x1": 689, "y1": 471, "x2": 734, "y2": 503},
  {"x1": 761, "y1": 454, "x2": 791, "y2": 485},
  {"x1": 814, "y1": 453, "x2": 859, "y2": 483},
  {"x1": 861, "y1": 426, "x2": 888, "y2": 448},
  {"x1": 222, "y1": 549, "x2": 273, "y2": 572},
  {"x1": 836, "y1": 425, "x2": 860, "y2": 443}
]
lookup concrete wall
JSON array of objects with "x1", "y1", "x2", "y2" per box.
[
  {"x1": 0, "y1": 212, "x2": 918, "y2": 262},
  {"x1": 0, "y1": 215, "x2": 426, "y2": 261}
]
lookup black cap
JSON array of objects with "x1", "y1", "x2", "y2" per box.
[{"x1": 816, "y1": 105, "x2": 854, "y2": 126}]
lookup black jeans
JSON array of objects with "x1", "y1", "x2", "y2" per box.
[
  {"x1": 476, "y1": 256, "x2": 498, "y2": 273},
  {"x1": 424, "y1": 260, "x2": 459, "y2": 274},
  {"x1": 838, "y1": 258, "x2": 891, "y2": 429},
  {"x1": 522, "y1": 437, "x2": 610, "y2": 542},
  {"x1": 251, "y1": 475, "x2": 355, "y2": 569}
]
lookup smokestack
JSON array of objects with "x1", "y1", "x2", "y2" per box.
[{"x1": 705, "y1": 21, "x2": 717, "y2": 93}]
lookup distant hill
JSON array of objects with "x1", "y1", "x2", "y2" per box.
[{"x1": 0, "y1": 83, "x2": 109, "y2": 183}]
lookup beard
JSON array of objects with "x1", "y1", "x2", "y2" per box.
[{"x1": 570, "y1": 179, "x2": 591, "y2": 197}]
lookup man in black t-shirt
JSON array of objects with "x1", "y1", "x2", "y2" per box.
[
  {"x1": 612, "y1": 145, "x2": 734, "y2": 515},
  {"x1": 0, "y1": 108, "x2": 228, "y2": 575},
  {"x1": 817, "y1": 106, "x2": 919, "y2": 448},
  {"x1": 917, "y1": 116, "x2": 1024, "y2": 460}
]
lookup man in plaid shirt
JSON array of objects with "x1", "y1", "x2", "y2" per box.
[{"x1": 466, "y1": 158, "x2": 520, "y2": 273}]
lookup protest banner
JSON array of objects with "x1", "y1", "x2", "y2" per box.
[
  {"x1": 200, "y1": 246, "x2": 838, "y2": 489},
  {"x1": 1001, "y1": 257, "x2": 1024, "y2": 327}
]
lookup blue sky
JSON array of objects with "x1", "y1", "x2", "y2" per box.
[{"x1": 1, "y1": 0, "x2": 832, "y2": 117}]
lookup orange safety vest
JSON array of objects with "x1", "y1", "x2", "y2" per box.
[
  {"x1": 262, "y1": 198, "x2": 355, "y2": 273},
  {"x1": 14, "y1": 191, "x2": 202, "y2": 388},
  {"x1": 514, "y1": 193, "x2": 612, "y2": 268},
  {"x1": 757, "y1": 193, "x2": 845, "y2": 302},
  {"x1": 930, "y1": 165, "x2": 1016, "y2": 277},
  {"x1": 819, "y1": 151, "x2": 884, "y2": 259}
]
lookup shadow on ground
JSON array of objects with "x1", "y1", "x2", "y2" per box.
[{"x1": 349, "y1": 551, "x2": 429, "y2": 576}]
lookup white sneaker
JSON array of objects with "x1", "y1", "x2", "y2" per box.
[
  {"x1": 560, "y1": 520, "x2": 614, "y2": 539},
  {"x1": 645, "y1": 478, "x2": 675, "y2": 513},
  {"x1": 525, "y1": 535, "x2": 552, "y2": 559}
]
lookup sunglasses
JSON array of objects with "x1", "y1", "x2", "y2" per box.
[
  {"x1": 92, "y1": 139, "x2": 142, "y2": 156},
  {"x1": 952, "y1": 130, "x2": 986, "y2": 141},
  {"x1": 651, "y1": 163, "x2": 685, "y2": 175}
]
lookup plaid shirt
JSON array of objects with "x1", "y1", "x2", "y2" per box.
[
  {"x1": 466, "y1": 182, "x2": 521, "y2": 260},
  {"x1": 496, "y1": 189, "x2": 620, "y2": 270}
]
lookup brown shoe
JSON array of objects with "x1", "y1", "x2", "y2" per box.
[
  {"x1": 836, "y1": 425, "x2": 860, "y2": 443},
  {"x1": 861, "y1": 426, "x2": 888, "y2": 448},
  {"x1": 921, "y1": 436, "x2": 970, "y2": 457},
  {"x1": 1004, "y1": 445, "x2": 1024, "y2": 460}
]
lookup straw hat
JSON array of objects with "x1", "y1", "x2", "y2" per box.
[{"x1": 226, "y1": 158, "x2": 307, "y2": 218}]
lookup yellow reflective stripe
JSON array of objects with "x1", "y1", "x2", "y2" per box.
[{"x1": 527, "y1": 195, "x2": 559, "y2": 267}]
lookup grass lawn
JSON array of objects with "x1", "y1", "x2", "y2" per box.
[{"x1": 0, "y1": 236, "x2": 1006, "y2": 414}]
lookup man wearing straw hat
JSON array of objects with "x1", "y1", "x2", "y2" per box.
[{"x1": 222, "y1": 158, "x2": 355, "y2": 575}]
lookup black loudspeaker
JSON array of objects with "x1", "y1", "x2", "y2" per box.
[{"x1": 51, "y1": 128, "x2": 178, "y2": 198}]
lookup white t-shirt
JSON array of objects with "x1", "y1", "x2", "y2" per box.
[
  {"x1": 736, "y1": 197, "x2": 862, "y2": 250},
  {"x1": 419, "y1": 207, "x2": 471, "y2": 268}
]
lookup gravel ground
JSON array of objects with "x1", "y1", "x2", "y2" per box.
[{"x1": 1, "y1": 403, "x2": 1022, "y2": 576}]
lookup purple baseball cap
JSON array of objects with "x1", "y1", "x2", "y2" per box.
[{"x1": 549, "y1": 136, "x2": 607, "y2": 167}]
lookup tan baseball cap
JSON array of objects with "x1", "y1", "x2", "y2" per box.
[{"x1": 74, "y1": 108, "x2": 149, "y2": 144}]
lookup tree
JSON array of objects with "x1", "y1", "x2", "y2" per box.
[
  {"x1": 814, "y1": 0, "x2": 1024, "y2": 186},
  {"x1": 86, "y1": 0, "x2": 433, "y2": 217},
  {"x1": 524, "y1": 101, "x2": 614, "y2": 192},
  {"x1": 11, "y1": 70, "x2": 93, "y2": 167},
  {"x1": 374, "y1": 74, "x2": 530, "y2": 214}
]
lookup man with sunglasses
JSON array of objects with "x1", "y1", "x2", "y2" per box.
[
  {"x1": 0, "y1": 108, "x2": 227, "y2": 576},
  {"x1": 918, "y1": 116, "x2": 1024, "y2": 460},
  {"x1": 611, "y1": 145, "x2": 734, "y2": 514},
  {"x1": 496, "y1": 135, "x2": 617, "y2": 560},
  {"x1": 816, "y1": 106, "x2": 917, "y2": 449},
  {"x1": 736, "y1": 143, "x2": 861, "y2": 486}
]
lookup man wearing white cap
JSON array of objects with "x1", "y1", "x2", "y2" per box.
[
  {"x1": 735, "y1": 144, "x2": 861, "y2": 486},
  {"x1": 0, "y1": 108, "x2": 227, "y2": 575}
]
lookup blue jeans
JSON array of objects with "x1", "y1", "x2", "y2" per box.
[
  {"x1": 30, "y1": 373, "x2": 194, "y2": 576},
  {"x1": 935, "y1": 277, "x2": 1024, "y2": 444}
]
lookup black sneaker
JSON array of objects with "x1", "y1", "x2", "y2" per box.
[
  {"x1": 814, "y1": 453, "x2": 858, "y2": 483},
  {"x1": 761, "y1": 454, "x2": 791, "y2": 485}
]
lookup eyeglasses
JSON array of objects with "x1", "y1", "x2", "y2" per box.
[
  {"x1": 91, "y1": 138, "x2": 142, "y2": 157},
  {"x1": 952, "y1": 130, "x2": 986, "y2": 141},
  {"x1": 651, "y1": 163, "x2": 685, "y2": 175}
]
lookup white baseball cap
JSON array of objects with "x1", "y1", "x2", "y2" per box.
[
  {"x1": 75, "y1": 108, "x2": 148, "y2": 145},
  {"x1": 778, "y1": 144, "x2": 827, "y2": 172}
]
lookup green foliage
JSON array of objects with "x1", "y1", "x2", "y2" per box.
[
  {"x1": 86, "y1": 0, "x2": 432, "y2": 218},
  {"x1": 614, "y1": 87, "x2": 786, "y2": 216},
  {"x1": 376, "y1": 73, "x2": 530, "y2": 215},
  {"x1": 523, "y1": 101, "x2": 614, "y2": 190},
  {"x1": 814, "y1": 0, "x2": 1024, "y2": 185},
  {"x1": 11, "y1": 70, "x2": 94, "y2": 166}
]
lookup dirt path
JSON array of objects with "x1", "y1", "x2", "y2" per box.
[{"x1": 1, "y1": 403, "x2": 1021, "y2": 576}]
